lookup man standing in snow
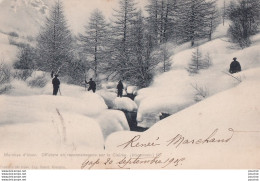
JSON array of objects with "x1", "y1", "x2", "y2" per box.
[
  {"x1": 85, "y1": 78, "x2": 96, "y2": 93},
  {"x1": 229, "y1": 57, "x2": 241, "y2": 74},
  {"x1": 52, "y1": 74, "x2": 60, "y2": 96},
  {"x1": 117, "y1": 80, "x2": 124, "y2": 97}
]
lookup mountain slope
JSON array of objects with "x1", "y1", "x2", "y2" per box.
[{"x1": 0, "y1": 0, "x2": 48, "y2": 36}]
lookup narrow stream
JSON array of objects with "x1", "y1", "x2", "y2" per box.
[{"x1": 122, "y1": 110, "x2": 148, "y2": 132}]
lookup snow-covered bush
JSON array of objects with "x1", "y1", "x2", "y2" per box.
[
  {"x1": 13, "y1": 69, "x2": 33, "y2": 81},
  {"x1": 191, "y1": 83, "x2": 209, "y2": 102},
  {"x1": 8, "y1": 31, "x2": 19, "y2": 38},
  {"x1": 0, "y1": 61, "x2": 12, "y2": 94},
  {"x1": 8, "y1": 36, "x2": 20, "y2": 47},
  {"x1": 14, "y1": 44, "x2": 36, "y2": 70},
  {"x1": 0, "y1": 61, "x2": 11, "y2": 85},
  {"x1": 27, "y1": 74, "x2": 48, "y2": 88},
  {"x1": 0, "y1": 84, "x2": 12, "y2": 94},
  {"x1": 187, "y1": 48, "x2": 212, "y2": 74}
]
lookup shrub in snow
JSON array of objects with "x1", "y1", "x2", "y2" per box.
[
  {"x1": 0, "y1": 61, "x2": 11, "y2": 85},
  {"x1": 190, "y1": 83, "x2": 209, "y2": 102},
  {"x1": 27, "y1": 74, "x2": 48, "y2": 88},
  {"x1": 14, "y1": 44, "x2": 36, "y2": 70},
  {"x1": 8, "y1": 36, "x2": 21, "y2": 47},
  {"x1": 8, "y1": 31, "x2": 19, "y2": 38},
  {"x1": 187, "y1": 48, "x2": 212, "y2": 74},
  {"x1": 203, "y1": 52, "x2": 212, "y2": 68},
  {"x1": 13, "y1": 69, "x2": 33, "y2": 81},
  {"x1": 187, "y1": 47, "x2": 203, "y2": 74},
  {"x1": 26, "y1": 35, "x2": 34, "y2": 42},
  {"x1": 0, "y1": 84, "x2": 12, "y2": 94}
]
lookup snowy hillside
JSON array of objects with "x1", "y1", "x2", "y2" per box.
[{"x1": 135, "y1": 30, "x2": 260, "y2": 128}]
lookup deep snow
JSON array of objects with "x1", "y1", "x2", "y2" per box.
[
  {"x1": 0, "y1": 80, "x2": 131, "y2": 152},
  {"x1": 0, "y1": 0, "x2": 259, "y2": 169}
]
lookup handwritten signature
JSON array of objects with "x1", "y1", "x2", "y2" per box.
[
  {"x1": 118, "y1": 128, "x2": 235, "y2": 149},
  {"x1": 81, "y1": 128, "x2": 235, "y2": 169}
]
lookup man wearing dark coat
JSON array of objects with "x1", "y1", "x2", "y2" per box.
[
  {"x1": 52, "y1": 74, "x2": 60, "y2": 96},
  {"x1": 229, "y1": 57, "x2": 241, "y2": 74},
  {"x1": 85, "y1": 78, "x2": 96, "y2": 93},
  {"x1": 117, "y1": 80, "x2": 124, "y2": 97}
]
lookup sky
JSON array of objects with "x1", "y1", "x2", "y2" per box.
[
  {"x1": 59, "y1": 0, "x2": 148, "y2": 34},
  {"x1": 0, "y1": 0, "x2": 227, "y2": 35},
  {"x1": 51, "y1": 0, "x2": 227, "y2": 34}
]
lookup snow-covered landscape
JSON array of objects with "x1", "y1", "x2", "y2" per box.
[{"x1": 0, "y1": 0, "x2": 259, "y2": 169}]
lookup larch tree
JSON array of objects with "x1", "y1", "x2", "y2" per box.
[
  {"x1": 108, "y1": 0, "x2": 138, "y2": 80},
  {"x1": 207, "y1": 0, "x2": 220, "y2": 41},
  {"x1": 188, "y1": 47, "x2": 212, "y2": 74},
  {"x1": 146, "y1": 0, "x2": 178, "y2": 45},
  {"x1": 227, "y1": 0, "x2": 260, "y2": 48},
  {"x1": 175, "y1": 0, "x2": 219, "y2": 46},
  {"x1": 78, "y1": 9, "x2": 109, "y2": 79},
  {"x1": 146, "y1": 0, "x2": 160, "y2": 47},
  {"x1": 188, "y1": 47, "x2": 203, "y2": 74},
  {"x1": 129, "y1": 10, "x2": 159, "y2": 87},
  {"x1": 36, "y1": 1, "x2": 74, "y2": 75}
]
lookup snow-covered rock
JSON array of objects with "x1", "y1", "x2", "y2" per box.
[
  {"x1": 113, "y1": 97, "x2": 138, "y2": 112},
  {"x1": 95, "y1": 110, "x2": 130, "y2": 140},
  {"x1": 97, "y1": 90, "x2": 117, "y2": 109}
]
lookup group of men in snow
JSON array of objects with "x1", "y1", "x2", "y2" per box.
[
  {"x1": 51, "y1": 57, "x2": 241, "y2": 96},
  {"x1": 51, "y1": 73, "x2": 124, "y2": 97}
]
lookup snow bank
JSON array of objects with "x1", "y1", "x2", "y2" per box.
[
  {"x1": 95, "y1": 110, "x2": 130, "y2": 140},
  {"x1": 113, "y1": 97, "x2": 138, "y2": 112},
  {"x1": 126, "y1": 86, "x2": 138, "y2": 94},
  {"x1": 0, "y1": 74, "x2": 137, "y2": 151},
  {"x1": 0, "y1": 115, "x2": 104, "y2": 152},
  {"x1": 0, "y1": 95, "x2": 105, "y2": 152},
  {"x1": 97, "y1": 87, "x2": 137, "y2": 112},
  {"x1": 0, "y1": 94, "x2": 107, "y2": 124},
  {"x1": 97, "y1": 90, "x2": 117, "y2": 109}
]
